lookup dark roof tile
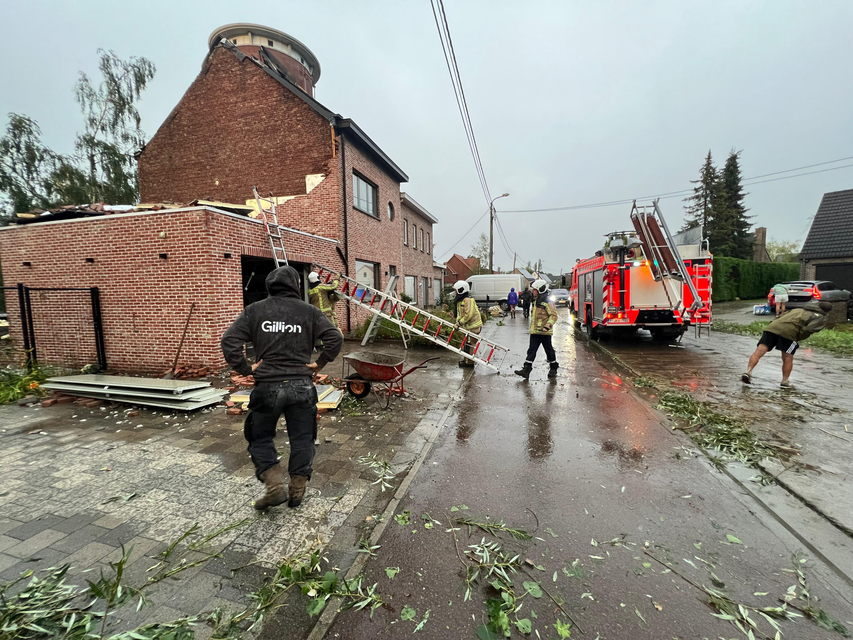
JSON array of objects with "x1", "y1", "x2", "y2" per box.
[{"x1": 800, "y1": 188, "x2": 853, "y2": 260}]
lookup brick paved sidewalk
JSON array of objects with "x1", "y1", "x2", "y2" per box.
[{"x1": 0, "y1": 340, "x2": 470, "y2": 637}]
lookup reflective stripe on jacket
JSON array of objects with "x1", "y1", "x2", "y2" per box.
[
  {"x1": 530, "y1": 299, "x2": 558, "y2": 335},
  {"x1": 308, "y1": 280, "x2": 339, "y2": 314},
  {"x1": 456, "y1": 297, "x2": 483, "y2": 330}
]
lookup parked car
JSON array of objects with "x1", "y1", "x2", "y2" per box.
[
  {"x1": 549, "y1": 289, "x2": 571, "y2": 306},
  {"x1": 767, "y1": 281, "x2": 851, "y2": 312}
]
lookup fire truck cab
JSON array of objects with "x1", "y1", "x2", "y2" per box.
[{"x1": 569, "y1": 203, "x2": 712, "y2": 341}]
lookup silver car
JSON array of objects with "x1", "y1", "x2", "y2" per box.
[{"x1": 549, "y1": 289, "x2": 571, "y2": 306}]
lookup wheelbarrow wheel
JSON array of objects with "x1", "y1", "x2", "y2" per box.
[{"x1": 346, "y1": 374, "x2": 371, "y2": 399}]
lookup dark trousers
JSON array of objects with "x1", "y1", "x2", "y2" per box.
[
  {"x1": 244, "y1": 379, "x2": 318, "y2": 481},
  {"x1": 525, "y1": 334, "x2": 556, "y2": 364},
  {"x1": 522, "y1": 303, "x2": 531, "y2": 318}
]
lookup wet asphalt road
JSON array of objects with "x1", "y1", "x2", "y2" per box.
[{"x1": 326, "y1": 311, "x2": 853, "y2": 639}]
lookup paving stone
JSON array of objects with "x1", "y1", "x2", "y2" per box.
[
  {"x1": 61, "y1": 541, "x2": 116, "y2": 572},
  {"x1": 0, "y1": 535, "x2": 20, "y2": 553},
  {"x1": 50, "y1": 524, "x2": 110, "y2": 554},
  {"x1": 0, "y1": 554, "x2": 19, "y2": 572},
  {"x1": 4, "y1": 529, "x2": 67, "y2": 558},
  {"x1": 92, "y1": 514, "x2": 128, "y2": 529},
  {"x1": 95, "y1": 521, "x2": 144, "y2": 547},
  {"x1": 4, "y1": 514, "x2": 66, "y2": 540}
]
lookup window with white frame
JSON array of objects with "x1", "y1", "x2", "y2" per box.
[
  {"x1": 403, "y1": 219, "x2": 408, "y2": 245},
  {"x1": 353, "y1": 173, "x2": 377, "y2": 217}
]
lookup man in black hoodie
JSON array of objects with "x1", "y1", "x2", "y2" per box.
[{"x1": 221, "y1": 266, "x2": 343, "y2": 510}]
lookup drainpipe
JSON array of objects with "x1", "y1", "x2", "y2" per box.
[{"x1": 339, "y1": 129, "x2": 351, "y2": 332}]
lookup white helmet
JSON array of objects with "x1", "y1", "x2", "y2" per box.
[
  {"x1": 531, "y1": 279, "x2": 549, "y2": 294},
  {"x1": 308, "y1": 271, "x2": 320, "y2": 284},
  {"x1": 453, "y1": 280, "x2": 470, "y2": 295}
]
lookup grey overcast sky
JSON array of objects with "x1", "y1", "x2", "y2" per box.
[{"x1": 3, "y1": 0, "x2": 853, "y2": 273}]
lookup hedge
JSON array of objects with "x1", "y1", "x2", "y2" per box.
[{"x1": 712, "y1": 257, "x2": 800, "y2": 302}]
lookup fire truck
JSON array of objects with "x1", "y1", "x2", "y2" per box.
[{"x1": 569, "y1": 200, "x2": 712, "y2": 340}]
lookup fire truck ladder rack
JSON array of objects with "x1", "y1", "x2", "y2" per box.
[
  {"x1": 692, "y1": 263, "x2": 713, "y2": 338},
  {"x1": 312, "y1": 264, "x2": 509, "y2": 371},
  {"x1": 253, "y1": 186, "x2": 288, "y2": 268}
]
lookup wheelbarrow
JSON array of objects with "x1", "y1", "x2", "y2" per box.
[{"x1": 343, "y1": 352, "x2": 440, "y2": 409}]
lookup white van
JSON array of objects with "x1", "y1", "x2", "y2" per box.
[{"x1": 467, "y1": 274, "x2": 528, "y2": 308}]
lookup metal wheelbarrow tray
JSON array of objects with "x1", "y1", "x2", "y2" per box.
[{"x1": 343, "y1": 351, "x2": 439, "y2": 409}]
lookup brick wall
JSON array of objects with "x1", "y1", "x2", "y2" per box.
[
  {"x1": 0, "y1": 207, "x2": 341, "y2": 373},
  {"x1": 400, "y1": 201, "x2": 438, "y2": 306},
  {"x1": 138, "y1": 47, "x2": 334, "y2": 204}
]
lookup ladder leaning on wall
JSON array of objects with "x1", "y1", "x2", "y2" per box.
[{"x1": 253, "y1": 186, "x2": 289, "y2": 268}]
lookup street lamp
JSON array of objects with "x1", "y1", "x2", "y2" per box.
[{"x1": 489, "y1": 193, "x2": 510, "y2": 273}]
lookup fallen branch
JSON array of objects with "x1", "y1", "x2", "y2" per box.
[{"x1": 521, "y1": 567, "x2": 584, "y2": 635}]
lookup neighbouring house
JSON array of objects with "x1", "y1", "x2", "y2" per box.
[
  {"x1": 444, "y1": 254, "x2": 479, "y2": 285},
  {"x1": 0, "y1": 23, "x2": 441, "y2": 373},
  {"x1": 400, "y1": 193, "x2": 443, "y2": 306},
  {"x1": 799, "y1": 188, "x2": 853, "y2": 292}
]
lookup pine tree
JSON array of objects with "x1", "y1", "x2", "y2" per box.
[
  {"x1": 681, "y1": 151, "x2": 720, "y2": 233},
  {"x1": 719, "y1": 149, "x2": 752, "y2": 259}
]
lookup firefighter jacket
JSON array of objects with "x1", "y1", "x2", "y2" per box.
[
  {"x1": 308, "y1": 279, "x2": 339, "y2": 315},
  {"x1": 455, "y1": 295, "x2": 483, "y2": 331},
  {"x1": 530, "y1": 298, "x2": 558, "y2": 335},
  {"x1": 765, "y1": 302, "x2": 828, "y2": 342}
]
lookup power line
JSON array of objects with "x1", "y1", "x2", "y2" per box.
[
  {"x1": 436, "y1": 208, "x2": 489, "y2": 261},
  {"x1": 497, "y1": 155, "x2": 853, "y2": 214},
  {"x1": 430, "y1": 0, "x2": 492, "y2": 205}
]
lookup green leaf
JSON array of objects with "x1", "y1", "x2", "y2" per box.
[
  {"x1": 515, "y1": 618, "x2": 532, "y2": 634},
  {"x1": 545, "y1": 527, "x2": 558, "y2": 538},
  {"x1": 522, "y1": 581, "x2": 543, "y2": 598},
  {"x1": 385, "y1": 566, "x2": 400, "y2": 579},
  {"x1": 477, "y1": 624, "x2": 500, "y2": 640},
  {"x1": 554, "y1": 618, "x2": 572, "y2": 639},
  {"x1": 394, "y1": 510, "x2": 411, "y2": 525},
  {"x1": 306, "y1": 597, "x2": 326, "y2": 617},
  {"x1": 726, "y1": 534, "x2": 743, "y2": 544},
  {"x1": 401, "y1": 605, "x2": 417, "y2": 621},
  {"x1": 413, "y1": 609, "x2": 430, "y2": 632}
]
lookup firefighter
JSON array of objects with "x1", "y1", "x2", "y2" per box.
[
  {"x1": 515, "y1": 279, "x2": 558, "y2": 380},
  {"x1": 519, "y1": 287, "x2": 532, "y2": 319},
  {"x1": 452, "y1": 280, "x2": 482, "y2": 368},
  {"x1": 741, "y1": 300, "x2": 831, "y2": 388},
  {"x1": 308, "y1": 271, "x2": 340, "y2": 331}
]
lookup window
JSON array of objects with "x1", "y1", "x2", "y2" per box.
[
  {"x1": 413, "y1": 224, "x2": 418, "y2": 249},
  {"x1": 426, "y1": 233, "x2": 430, "y2": 254},
  {"x1": 433, "y1": 278, "x2": 442, "y2": 305},
  {"x1": 403, "y1": 220, "x2": 408, "y2": 245},
  {"x1": 422, "y1": 277, "x2": 429, "y2": 305},
  {"x1": 405, "y1": 276, "x2": 416, "y2": 304},
  {"x1": 355, "y1": 260, "x2": 379, "y2": 293},
  {"x1": 267, "y1": 39, "x2": 274, "y2": 47},
  {"x1": 353, "y1": 173, "x2": 377, "y2": 217},
  {"x1": 420, "y1": 229, "x2": 425, "y2": 252},
  {"x1": 388, "y1": 202, "x2": 395, "y2": 221},
  {"x1": 389, "y1": 266, "x2": 398, "y2": 292}
]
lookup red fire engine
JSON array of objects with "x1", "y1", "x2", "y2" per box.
[{"x1": 569, "y1": 200, "x2": 712, "y2": 340}]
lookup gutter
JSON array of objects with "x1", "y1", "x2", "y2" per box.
[{"x1": 340, "y1": 132, "x2": 351, "y2": 333}]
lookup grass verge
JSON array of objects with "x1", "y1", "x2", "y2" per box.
[{"x1": 713, "y1": 319, "x2": 853, "y2": 357}]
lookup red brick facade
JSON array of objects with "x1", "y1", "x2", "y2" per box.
[{"x1": 0, "y1": 208, "x2": 340, "y2": 373}]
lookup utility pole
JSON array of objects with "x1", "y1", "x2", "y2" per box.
[
  {"x1": 513, "y1": 252, "x2": 517, "y2": 272},
  {"x1": 488, "y1": 193, "x2": 510, "y2": 274}
]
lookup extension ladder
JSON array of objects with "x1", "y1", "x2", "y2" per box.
[
  {"x1": 253, "y1": 186, "x2": 288, "y2": 268},
  {"x1": 360, "y1": 275, "x2": 412, "y2": 348},
  {"x1": 691, "y1": 263, "x2": 713, "y2": 338},
  {"x1": 312, "y1": 264, "x2": 509, "y2": 371}
]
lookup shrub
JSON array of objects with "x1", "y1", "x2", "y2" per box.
[{"x1": 712, "y1": 257, "x2": 799, "y2": 302}]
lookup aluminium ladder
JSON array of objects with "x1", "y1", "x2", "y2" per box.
[
  {"x1": 253, "y1": 186, "x2": 289, "y2": 268},
  {"x1": 360, "y1": 275, "x2": 412, "y2": 348},
  {"x1": 312, "y1": 263, "x2": 510, "y2": 371}
]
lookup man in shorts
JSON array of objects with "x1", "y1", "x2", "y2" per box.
[
  {"x1": 772, "y1": 282, "x2": 790, "y2": 317},
  {"x1": 741, "y1": 300, "x2": 831, "y2": 388}
]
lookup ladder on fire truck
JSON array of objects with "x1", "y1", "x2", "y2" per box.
[
  {"x1": 691, "y1": 263, "x2": 712, "y2": 338},
  {"x1": 631, "y1": 198, "x2": 711, "y2": 337},
  {"x1": 312, "y1": 263, "x2": 510, "y2": 371},
  {"x1": 253, "y1": 186, "x2": 288, "y2": 268}
]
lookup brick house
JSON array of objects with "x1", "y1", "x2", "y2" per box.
[
  {"x1": 799, "y1": 188, "x2": 853, "y2": 292},
  {"x1": 0, "y1": 24, "x2": 442, "y2": 373},
  {"x1": 444, "y1": 254, "x2": 479, "y2": 285},
  {"x1": 400, "y1": 193, "x2": 443, "y2": 306}
]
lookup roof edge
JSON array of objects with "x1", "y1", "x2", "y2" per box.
[
  {"x1": 336, "y1": 118, "x2": 408, "y2": 183},
  {"x1": 401, "y1": 192, "x2": 438, "y2": 223}
]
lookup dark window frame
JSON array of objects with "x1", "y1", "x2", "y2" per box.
[
  {"x1": 403, "y1": 219, "x2": 408, "y2": 245},
  {"x1": 426, "y1": 232, "x2": 431, "y2": 254},
  {"x1": 355, "y1": 259, "x2": 380, "y2": 290},
  {"x1": 413, "y1": 223, "x2": 418, "y2": 249},
  {"x1": 420, "y1": 228, "x2": 425, "y2": 252},
  {"x1": 352, "y1": 172, "x2": 378, "y2": 218}
]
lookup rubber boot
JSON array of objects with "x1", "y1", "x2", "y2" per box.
[
  {"x1": 459, "y1": 358, "x2": 475, "y2": 368},
  {"x1": 254, "y1": 464, "x2": 287, "y2": 511},
  {"x1": 288, "y1": 475, "x2": 309, "y2": 508},
  {"x1": 514, "y1": 363, "x2": 532, "y2": 380},
  {"x1": 547, "y1": 362, "x2": 559, "y2": 379}
]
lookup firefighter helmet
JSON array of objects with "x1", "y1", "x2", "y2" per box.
[
  {"x1": 453, "y1": 280, "x2": 470, "y2": 295},
  {"x1": 308, "y1": 272, "x2": 320, "y2": 284},
  {"x1": 532, "y1": 279, "x2": 549, "y2": 294}
]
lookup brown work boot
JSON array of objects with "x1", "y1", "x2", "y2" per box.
[
  {"x1": 288, "y1": 475, "x2": 309, "y2": 508},
  {"x1": 254, "y1": 464, "x2": 287, "y2": 511}
]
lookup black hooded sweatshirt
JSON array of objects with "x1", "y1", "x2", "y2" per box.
[{"x1": 221, "y1": 266, "x2": 343, "y2": 381}]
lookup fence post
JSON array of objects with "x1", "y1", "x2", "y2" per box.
[{"x1": 90, "y1": 287, "x2": 107, "y2": 371}]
